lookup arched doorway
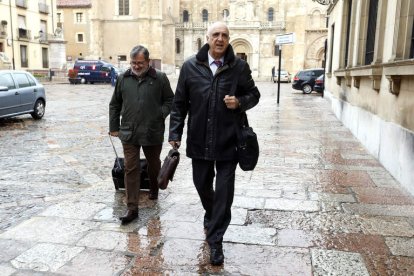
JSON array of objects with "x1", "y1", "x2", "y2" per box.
[
  {"x1": 305, "y1": 35, "x2": 327, "y2": 68},
  {"x1": 231, "y1": 38, "x2": 252, "y2": 64}
]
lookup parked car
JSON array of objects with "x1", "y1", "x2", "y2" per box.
[
  {"x1": 71, "y1": 60, "x2": 120, "y2": 84},
  {"x1": 273, "y1": 70, "x2": 291, "y2": 83},
  {"x1": 292, "y1": 68, "x2": 324, "y2": 94},
  {"x1": 0, "y1": 70, "x2": 46, "y2": 119},
  {"x1": 313, "y1": 74, "x2": 325, "y2": 93}
]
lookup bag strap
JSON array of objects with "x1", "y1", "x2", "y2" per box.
[
  {"x1": 229, "y1": 58, "x2": 247, "y2": 126},
  {"x1": 228, "y1": 58, "x2": 250, "y2": 145},
  {"x1": 229, "y1": 58, "x2": 243, "y2": 96}
]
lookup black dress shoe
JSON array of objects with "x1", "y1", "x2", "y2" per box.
[
  {"x1": 119, "y1": 210, "x2": 138, "y2": 224},
  {"x1": 210, "y1": 244, "x2": 224, "y2": 266},
  {"x1": 149, "y1": 188, "x2": 159, "y2": 200}
]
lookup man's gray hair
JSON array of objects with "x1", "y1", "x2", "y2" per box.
[{"x1": 130, "y1": 45, "x2": 149, "y2": 60}]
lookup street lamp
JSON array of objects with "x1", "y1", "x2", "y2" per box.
[{"x1": 312, "y1": 0, "x2": 334, "y2": 5}]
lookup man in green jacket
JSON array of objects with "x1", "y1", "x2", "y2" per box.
[{"x1": 109, "y1": 45, "x2": 174, "y2": 224}]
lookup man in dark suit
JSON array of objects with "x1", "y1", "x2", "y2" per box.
[{"x1": 168, "y1": 22, "x2": 260, "y2": 265}]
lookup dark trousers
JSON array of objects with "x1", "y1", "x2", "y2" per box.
[
  {"x1": 122, "y1": 144, "x2": 162, "y2": 210},
  {"x1": 192, "y1": 159, "x2": 237, "y2": 246}
]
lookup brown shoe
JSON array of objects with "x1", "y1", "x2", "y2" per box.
[{"x1": 120, "y1": 210, "x2": 138, "y2": 224}]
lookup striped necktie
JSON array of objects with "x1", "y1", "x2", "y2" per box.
[{"x1": 213, "y1": 60, "x2": 223, "y2": 67}]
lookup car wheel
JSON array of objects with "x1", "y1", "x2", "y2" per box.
[
  {"x1": 302, "y1": 84, "x2": 312, "y2": 94},
  {"x1": 81, "y1": 78, "x2": 87, "y2": 84},
  {"x1": 31, "y1": 99, "x2": 45, "y2": 120}
]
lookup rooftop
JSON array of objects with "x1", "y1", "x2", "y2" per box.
[{"x1": 57, "y1": 0, "x2": 91, "y2": 8}]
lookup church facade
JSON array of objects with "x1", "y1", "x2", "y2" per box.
[{"x1": 57, "y1": 0, "x2": 328, "y2": 79}]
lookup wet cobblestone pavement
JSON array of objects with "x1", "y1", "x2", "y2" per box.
[{"x1": 0, "y1": 81, "x2": 413, "y2": 275}]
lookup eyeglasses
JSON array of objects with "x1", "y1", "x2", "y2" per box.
[{"x1": 130, "y1": 61, "x2": 147, "y2": 66}]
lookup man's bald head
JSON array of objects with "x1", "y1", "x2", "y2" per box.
[
  {"x1": 206, "y1": 22, "x2": 230, "y2": 60},
  {"x1": 207, "y1": 22, "x2": 229, "y2": 38}
]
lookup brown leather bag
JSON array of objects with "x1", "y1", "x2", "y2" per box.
[{"x1": 157, "y1": 148, "x2": 180, "y2": 189}]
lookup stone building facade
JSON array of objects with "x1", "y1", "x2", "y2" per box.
[
  {"x1": 0, "y1": 0, "x2": 59, "y2": 70},
  {"x1": 57, "y1": 0, "x2": 328, "y2": 79},
  {"x1": 174, "y1": 0, "x2": 328, "y2": 79},
  {"x1": 325, "y1": 0, "x2": 414, "y2": 195}
]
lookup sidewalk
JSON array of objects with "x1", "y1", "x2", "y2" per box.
[{"x1": 0, "y1": 82, "x2": 413, "y2": 275}]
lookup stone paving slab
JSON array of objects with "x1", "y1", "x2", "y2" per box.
[
  {"x1": 0, "y1": 264, "x2": 16, "y2": 276},
  {"x1": 11, "y1": 243, "x2": 84, "y2": 272},
  {"x1": 0, "y1": 217, "x2": 100, "y2": 244},
  {"x1": 56, "y1": 249, "x2": 131, "y2": 276},
  {"x1": 343, "y1": 203, "x2": 414, "y2": 217},
  {"x1": 0, "y1": 82, "x2": 413, "y2": 275},
  {"x1": 385, "y1": 237, "x2": 414, "y2": 257},
  {"x1": 311, "y1": 249, "x2": 370, "y2": 275}
]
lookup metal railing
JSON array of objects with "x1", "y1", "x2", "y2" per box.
[
  {"x1": 175, "y1": 22, "x2": 210, "y2": 29},
  {"x1": 15, "y1": 0, "x2": 27, "y2": 8},
  {"x1": 38, "y1": 3, "x2": 49, "y2": 14},
  {"x1": 17, "y1": 28, "x2": 31, "y2": 40},
  {"x1": 175, "y1": 21, "x2": 285, "y2": 30}
]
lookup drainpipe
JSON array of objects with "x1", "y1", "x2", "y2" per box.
[
  {"x1": 51, "y1": 0, "x2": 55, "y2": 32},
  {"x1": 9, "y1": 0, "x2": 15, "y2": 69}
]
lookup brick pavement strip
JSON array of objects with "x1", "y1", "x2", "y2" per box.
[{"x1": 0, "y1": 82, "x2": 413, "y2": 275}]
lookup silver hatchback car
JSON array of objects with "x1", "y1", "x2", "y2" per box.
[
  {"x1": 273, "y1": 70, "x2": 291, "y2": 83},
  {"x1": 0, "y1": 70, "x2": 46, "y2": 119}
]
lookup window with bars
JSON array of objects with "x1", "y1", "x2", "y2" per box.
[
  {"x1": 268, "y1": 8, "x2": 274, "y2": 22},
  {"x1": 364, "y1": 0, "x2": 378, "y2": 65},
  {"x1": 42, "y1": 48, "x2": 48, "y2": 68},
  {"x1": 197, "y1": 38, "x2": 202, "y2": 50},
  {"x1": 223, "y1": 9, "x2": 229, "y2": 20},
  {"x1": 274, "y1": 44, "x2": 280, "y2": 56},
  {"x1": 20, "y1": 45, "x2": 28, "y2": 67},
  {"x1": 202, "y1": 9, "x2": 208, "y2": 22},
  {"x1": 119, "y1": 0, "x2": 129, "y2": 16},
  {"x1": 183, "y1": 10, "x2": 189, "y2": 22},
  {"x1": 76, "y1": 12, "x2": 83, "y2": 23},
  {"x1": 77, "y1": 33, "x2": 84, "y2": 43},
  {"x1": 344, "y1": 0, "x2": 352, "y2": 67},
  {"x1": 328, "y1": 23, "x2": 335, "y2": 73},
  {"x1": 410, "y1": 17, "x2": 414, "y2": 58},
  {"x1": 176, "y1": 39, "x2": 180, "y2": 54}
]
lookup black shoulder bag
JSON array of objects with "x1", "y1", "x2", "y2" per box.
[{"x1": 230, "y1": 59, "x2": 259, "y2": 171}]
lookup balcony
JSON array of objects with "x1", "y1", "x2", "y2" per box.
[
  {"x1": 175, "y1": 21, "x2": 286, "y2": 31},
  {"x1": 39, "y1": 3, "x2": 49, "y2": 14},
  {"x1": 16, "y1": 0, "x2": 27, "y2": 9},
  {"x1": 38, "y1": 33, "x2": 50, "y2": 44},
  {"x1": 17, "y1": 28, "x2": 31, "y2": 41},
  {"x1": 0, "y1": 30, "x2": 7, "y2": 39}
]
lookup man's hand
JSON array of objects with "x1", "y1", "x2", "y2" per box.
[
  {"x1": 109, "y1": 131, "x2": 119, "y2": 137},
  {"x1": 169, "y1": 141, "x2": 181, "y2": 149},
  {"x1": 223, "y1": 95, "x2": 240, "y2": 109}
]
